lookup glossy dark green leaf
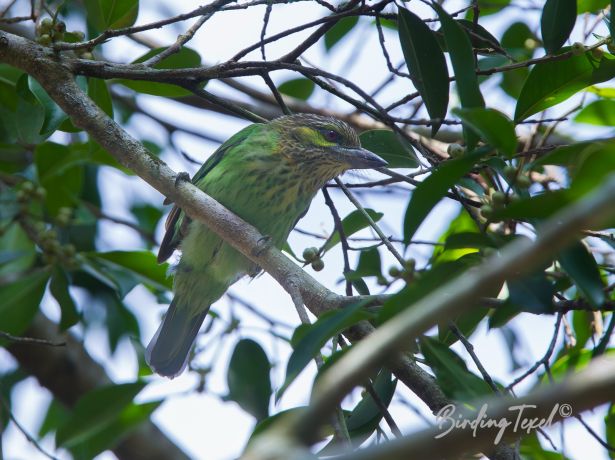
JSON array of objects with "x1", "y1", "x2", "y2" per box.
[
  {"x1": 353, "y1": 247, "x2": 382, "y2": 278},
  {"x1": 541, "y1": 0, "x2": 577, "y2": 54},
  {"x1": 15, "y1": 75, "x2": 45, "y2": 144},
  {"x1": 433, "y1": 4, "x2": 485, "y2": 148},
  {"x1": 574, "y1": 99, "x2": 615, "y2": 125},
  {"x1": 359, "y1": 130, "x2": 418, "y2": 168},
  {"x1": 439, "y1": 19, "x2": 503, "y2": 55},
  {"x1": 50, "y1": 267, "x2": 80, "y2": 330},
  {"x1": 56, "y1": 382, "x2": 146, "y2": 448},
  {"x1": 453, "y1": 107, "x2": 516, "y2": 157},
  {"x1": 88, "y1": 78, "x2": 113, "y2": 117},
  {"x1": 515, "y1": 50, "x2": 615, "y2": 121},
  {"x1": 278, "y1": 301, "x2": 369, "y2": 400},
  {"x1": 398, "y1": 7, "x2": 449, "y2": 136},
  {"x1": 322, "y1": 209, "x2": 383, "y2": 253},
  {"x1": 403, "y1": 151, "x2": 484, "y2": 245},
  {"x1": 119, "y1": 47, "x2": 202, "y2": 98},
  {"x1": 227, "y1": 339, "x2": 271, "y2": 421},
  {"x1": 465, "y1": 0, "x2": 510, "y2": 17},
  {"x1": 324, "y1": 16, "x2": 359, "y2": 50},
  {"x1": 84, "y1": 0, "x2": 139, "y2": 31},
  {"x1": 490, "y1": 190, "x2": 573, "y2": 221},
  {"x1": 0, "y1": 270, "x2": 48, "y2": 339},
  {"x1": 277, "y1": 78, "x2": 314, "y2": 100},
  {"x1": 558, "y1": 241, "x2": 605, "y2": 307},
  {"x1": 420, "y1": 336, "x2": 493, "y2": 400}
]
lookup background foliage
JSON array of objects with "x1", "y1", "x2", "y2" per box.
[{"x1": 1, "y1": 0, "x2": 615, "y2": 459}]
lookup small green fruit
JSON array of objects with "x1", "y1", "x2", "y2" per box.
[
  {"x1": 480, "y1": 204, "x2": 493, "y2": 219},
  {"x1": 302, "y1": 247, "x2": 318, "y2": 262},
  {"x1": 388, "y1": 266, "x2": 400, "y2": 278},
  {"x1": 571, "y1": 42, "x2": 585, "y2": 56},
  {"x1": 311, "y1": 258, "x2": 324, "y2": 271}
]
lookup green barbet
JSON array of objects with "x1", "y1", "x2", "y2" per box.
[{"x1": 146, "y1": 114, "x2": 386, "y2": 377}]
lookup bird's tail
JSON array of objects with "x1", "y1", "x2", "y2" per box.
[{"x1": 145, "y1": 297, "x2": 208, "y2": 378}]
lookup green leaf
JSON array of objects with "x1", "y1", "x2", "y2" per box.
[
  {"x1": 359, "y1": 130, "x2": 418, "y2": 168},
  {"x1": 278, "y1": 301, "x2": 370, "y2": 400},
  {"x1": 322, "y1": 209, "x2": 383, "y2": 253},
  {"x1": 611, "y1": 0, "x2": 615, "y2": 39},
  {"x1": 577, "y1": 0, "x2": 609, "y2": 13},
  {"x1": 227, "y1": 339, "x2": 271, "y2": 421},
  {"x1": 433, "y1": 4, "x2": 485, "y2": 148},
  {"x1": 606, "y1": 404, "x2": 615, "y2": 458},
  {"x1": 84, "y1": 0, "x2": 139, "y2": 31},
  {"x1": 39, "y1": 398, "x2": 71, "y2": 438},
  {"x1": 558, "y1": 242, "x2": 605, "y2": 307},
  {"x1": 68, "y1": 401, "x2": 160, "y2": 460},
  {"x1": 403, "y1": 151, "x2": 484, "y2": 245},
  {"x1": 420, "y1": 336, "x2": 493, "y2": 400},
  {"x1": 541, "y1": 0, "x2": 577, "y2": 54},
  {"x1": 453, "y1": 108, "x2": 516, "y2": 157},
  {"x1": 56, "y1": 382, "x2": 146, "y2": 448},
  {"x1": 15, "y1": 75, "x2": 45, "y2": 144},
  {"x1": 515, "y1": 50, "x2": 615, "y2": 121},
  {"x1": 93, "y1": 251, "x2": 172, "y2": 291},
  {"x1": 324, "y1": 16, "x2": 359, "y2": 50},
  {"x1": 277, "y1": 78, "x2": 314, "y2": 100},
  {"x1": 0, "y1": 270, "x2": 49, "y2": 338},
  {"x1": 398, "y1": 7, "x2": 449, "y2": 136},
  {"x1": 0, "y1": 223, "x2": 36, "y2": 277},
  {"x1": 574, "y1": 99, "x2": 615, "y2": 125},
  {"x1": 35, "y1": 142, "x2": 84, "y2": 216},
  {"x1": 28, "y1": 77, "x2": 68, "y2": 137},
  {"x1": 119, "y1": 47, "x2": 202, "y2": 98},
  {"x1": 508, "y1": 272, "x2": 556, "y2": 314},
  {"x1": 465, "y1": 0, "x2": 510, "y2": 17},
  {"x1": 88, "y1": 78, "x2": 114, "y2": 117},
  {"x1": 50, "y1": 267, "x2": 80, "y2": 330}
]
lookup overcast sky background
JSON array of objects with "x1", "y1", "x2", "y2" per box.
[{"x1": 1, "y1": 0, "x2": 613, "y2": 459}]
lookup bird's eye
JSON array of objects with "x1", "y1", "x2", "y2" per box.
[{"x1": 322, "y1": 129, "x2": 340, "y2": 143}]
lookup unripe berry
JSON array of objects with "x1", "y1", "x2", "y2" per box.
[
  {"x1": 21, "y1": 181, "x2": 35, "y2": 194},
  {"x1": 388, "y1": 266, "x2": 400, "y2": 278},
  {"x1": 403, "y1": 258, "x2": 416, "y2": 272},
  {"x1": 516, "y1": 175, "x2": 531, "y2": 188},
  {"x1": 302, "y1": 247, "x2": 318, "y2": 262},
  {"x1": 447, "y1": 143, "x2": 465, "y2": 158},
  {"x1": 480, "y1": 204, "x2": 494, "y2": 219},
  {"x1": 503, "y1": 165, "x2": 517, "y2": 181},
  {"x1": 54, "y1": 21, "x2": 66, "y2": 33},
  {"x1": 81, "y1": 52, "x2": 94, "y2": 60},
  {"x1": 571, "y1": 42, "x2": 585, "y2": 56},
  {"x1": 34, "y1": 186, "x2": 47, "y2": 199},
  {"x1": 491, "y1": 191, "x2": 506, "y2": 206},
  {"x1": 37, "y1": 34, "x2": 52, "y2": 46},
  {"x1": 311, "y1": 258, "x2": 324, "y2": 271},
  {"x1": 591, "y1": 48, "x2": 604, "y2": 60},
  {"x1": 39, "y1": 18, "x2": 53, "y2": 34}
]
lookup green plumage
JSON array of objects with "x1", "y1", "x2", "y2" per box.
[{"x1": 146, "y1": 114, "x2": 386, "y2": 377}]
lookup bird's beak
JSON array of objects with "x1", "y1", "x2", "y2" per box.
[{"x1": 333, "y1": 146, "x2": 388, "y2": 170}]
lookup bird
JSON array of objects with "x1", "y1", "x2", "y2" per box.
[{"x1": 146, "y1": 113, "x2": 387, "y2": 377}]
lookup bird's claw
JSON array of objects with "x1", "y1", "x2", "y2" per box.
[{"x1": 251, "y1": 235, "x2": 272, "y2": 257}]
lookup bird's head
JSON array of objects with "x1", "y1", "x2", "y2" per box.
[{"x1": 270, "y1": 114, "x2": 387, "y2": 178}]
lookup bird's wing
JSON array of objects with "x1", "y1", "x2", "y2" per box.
[{"x1": 157, "y1": 123, "x2": 263, "y2": 263}]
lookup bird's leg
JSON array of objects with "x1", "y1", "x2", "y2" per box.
[{"x1": 251, "y1": 235, "x2": 272, "y2": 257}]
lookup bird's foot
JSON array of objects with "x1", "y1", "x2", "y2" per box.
[
  {"x1": 175, "y1": 171, "x2": 191, "y2": 185},
  {"x1": 251, "y1": 235, "x2": 272, "y2": 257}
]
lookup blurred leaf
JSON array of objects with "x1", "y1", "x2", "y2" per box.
[
  {"x1": 84, "y1": 0, "x2": 139, "y2": 31},
  {"x1": 353, "y1": 247, "x2": 382, "y2": 278},
  {"x1": 508, "y1": 272, "x2": 556, "y2": 314},
  {"x1": 119, "y1": 47, "x2": 202, "y2": 97},
  {"x1": 438, "y1": 306, "x2": 489, "y2": 346},
  {"x1": 322, "y1": 209, "x2": 383, "y2": 253},
  {"x1": 453, "y1": 108, "x2": 516, "y2": 157},
  {"x1": 359, "y1": 130, "x2": 418, "y2": 168},
  {"x1": 39, "y1": 398, "x2": 70, "y2": 438},
  {"x1": 398, "y1": 7, "x2": 449, "y2": 136},
  {"x1": 403, "y1": 151, "x2": 484, "y2": 245},
  {"x1": 431, "y1": 209, "x2": 481, "y2": 264},
  {"x1": 420, "y1": 336, "x2": 493, "y2": 400},
  {"x1": 574, "y1": 99, "x2": 615, "y2": 125},
  {"x1": 278, "y1": 301, "x2": 370, "y2": 400},
  {"x1": 56, "y1": 382, "x2": 146, "y2": 448},
  {"x1": 434, "y1": 3, "x2": 485, "y2": 148},
  {"x1": 515, "y1": 50, "x2": 615, "y2": 121},
  {"x1": 0, "y1": 270, "x2": 49, "y2": 337},
  {"x1": 105, "y1": 295, "x2": 140, "y2": 353},
  {"x1": 15, "y1": 75, "x2": 45, "y2": 144},
  {"x1": 612, "y1": 0, "x2": 615, "y2": 39},
  {"x1": 130, "y1": 203, "x2": 162, "y2": 246},
  {"x1": 465, "y1": 0, "x2": 510, "y2": 17},
  {"x1": 520, "y1": 432, "x2": 573, "y2": 459},
  {"x1": 0, "y1": 223, "x2": 36, "y2": 276},
  {"x1": 606, "y1": 404, "x2": 615, "y2": 459},
  {"x1": 541, "y1": 0, "x2": 577, "y2": 54},
  {"x1": 277, "y1": 78, "x2": 314, "y2": 100},
  {"x1": 248, "y1": 407, "x2": 307, "y2": 444},
  {"x1": 577, "y1": 0, "x2": 609, "y2": 12},
  {"x1": 227, "y1": 339, "x2": 271, "y2": 421},
  {"x1": 29, "y1": 76, "x2": 68, "y2": 137},
  {"x1": 558, "y1": 242, "x2": 605, "y2": 307},
  {"x1": 324, "y1": 16, "x2": 359, "y2": 50},
  {"x1": 438, "y1": 20, "x2": 503, "y2": 55},
  {"x1": 93, "y1": 251, "x2": 172, "y2": 291},
  {"x1": 50, "y1": 267, "x2": 80, "y2": 330},
  {"x1": 88, "y1": 78, "x2": 114, "y2": 117}
]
